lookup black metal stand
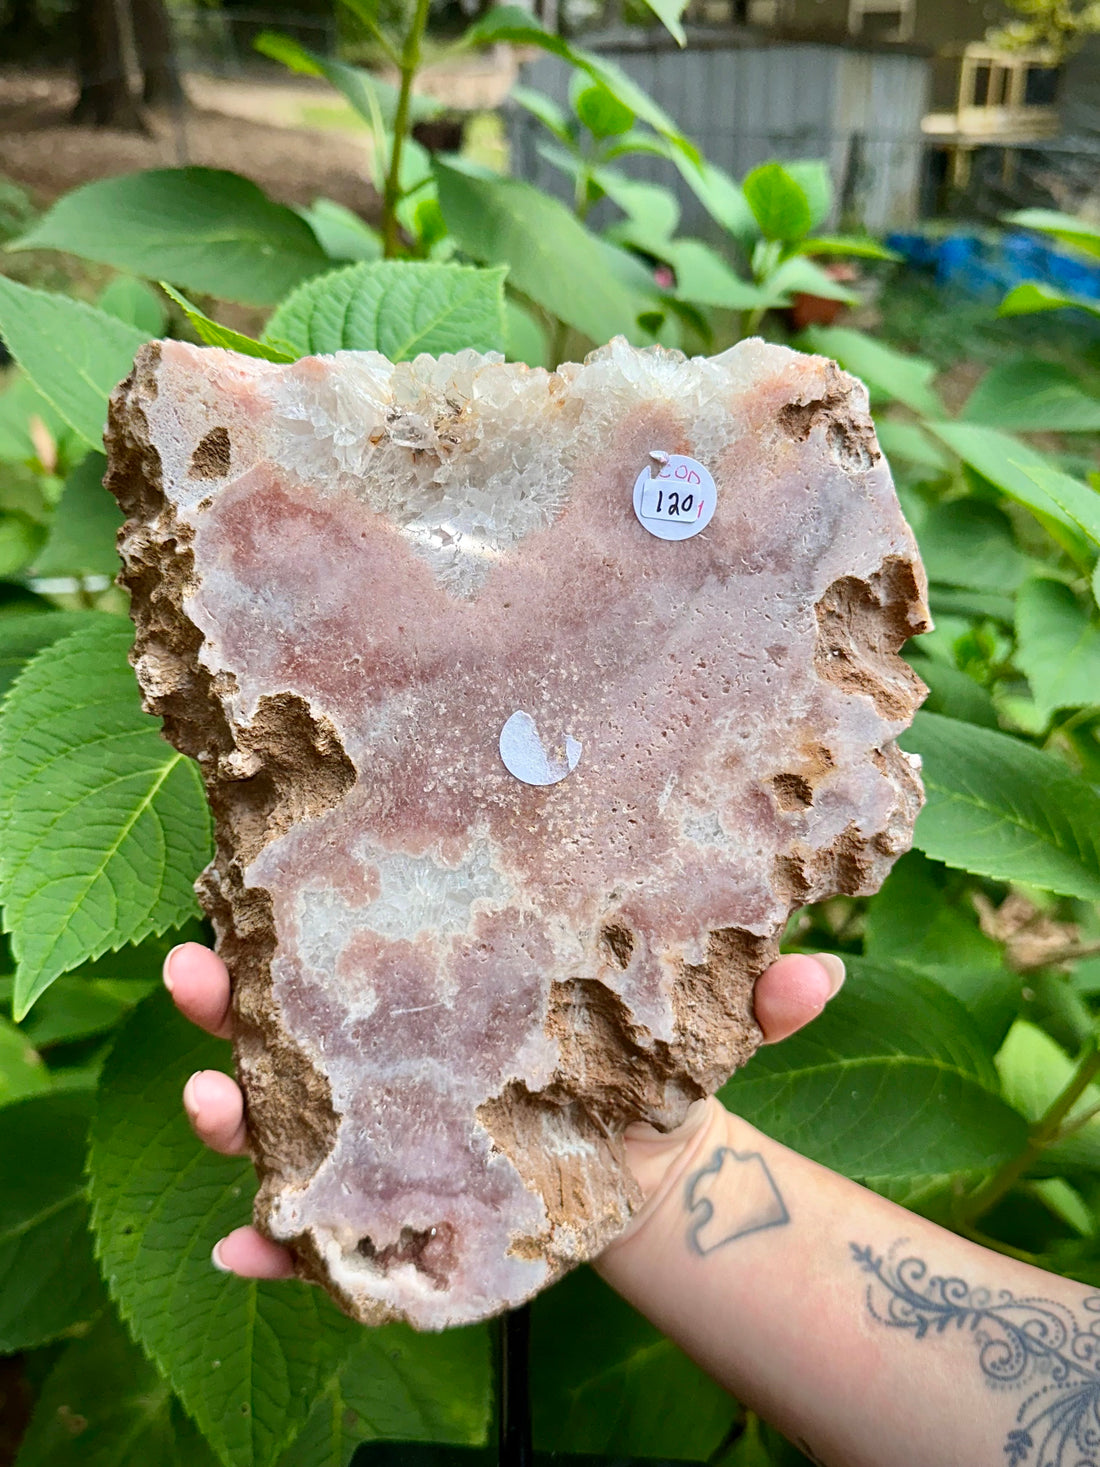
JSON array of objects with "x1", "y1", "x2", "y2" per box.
[{"x1": 495, "y1": 1304, "x2": 532, "y2": 1467}]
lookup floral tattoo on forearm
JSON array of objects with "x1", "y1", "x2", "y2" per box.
[
  {"x1": 683, "y1": 1147, "x2": 790, "y2": 1255},
  {"x1": 853, "y1": 1240, "x2": 1100, "y2": 1466}
]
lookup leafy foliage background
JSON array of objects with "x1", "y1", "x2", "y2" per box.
[{"x1": 1, "y1": 6, "x2": 1100, "y2": 1462}]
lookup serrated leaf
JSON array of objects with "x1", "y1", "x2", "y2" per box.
[
  {"x1": 160, "y1": 285, "x2": 294, "y2": 362},
  {"x1": 1016, "y1": 577, "x2": 1100, "y2": 719},
  {"x1": 863, "y1": 850, "x2": 1018, "y2": 1046},
  {"x1": 97, "y1": 275, "x2": 168, "y2": 336},
  {"x1": 279, "y1": 1325, "x2": 490, "y2": 1467},
  {"x1": 0, "y1": 1015, "x2": 49, "y2": 1103},
  {"x1": 802, "y1": 325, "x2": 943, "y2": 417},
  {"x1": 0, "y1": 610, "x2": 98, "y2": 702},
  {"x1": 0, "y1": 620, "x2": 213, "y2": 1018},
  {"x1": 434, "y1": 161, "x2": 653, "y2": 346},
  {"x1": 720, "y1": 957, "x2": 1027, "y2": 1177},
  {"x1": 0, "y1": 276, "x2": 150, "y2": 446},
  {"x1": 88, "y1": 993, "x2": 358, "y2": 1467},
  {"x1": 900, "y1": 709, "x2": 1100, "y2": 900},
  {"x1": 531, "y1": 1268, "x2": 735, "y2": 1458},
  {"x1": 0, "y1": 1090, "x2": 103, "y2": 1351},
  {"x1": 265, "y1": 261, "x2": 507, "y2": 360},
  {"x1": 32, "y1": 452, "x2": 123, "y2": 578},
  {"x1": 961, "y1": 358, "x2": 1100, "y2": 433},
  {"x1": 14, "y1": 1307, "x2": 219, "y2": 1467},
  {"x1": 11, "y1": 169, "x2": 329, "y2": 307}
]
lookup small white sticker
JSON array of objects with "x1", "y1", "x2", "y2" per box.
[
  {"x1": 633, "y1": 452, "x2": 717, "y2": 541},
  {"x1": 499, "y1": 711, "x2": 581, "y2": 787}
]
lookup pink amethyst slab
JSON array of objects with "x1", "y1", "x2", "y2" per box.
[{"x1": 106, "y1": 336, "x2": 929, "y2": 1329}]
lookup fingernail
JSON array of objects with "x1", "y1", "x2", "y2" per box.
[
  {"x1": 211, "y1": 1239, "x2": 232, "y2": 1273},
  {"x1": 813, "y1": 952, "x2": 846, "y2": 998},
  {"x1": 183, "y1": 1070, "x2": 215, "y2": 1120},
  {"x1": 162, "y1": 944, "x2": 184, "y2": 993}
]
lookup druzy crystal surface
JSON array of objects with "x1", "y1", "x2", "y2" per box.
[{"x1": 107, "y1": 337, "x2": 929, "y2": 1329}]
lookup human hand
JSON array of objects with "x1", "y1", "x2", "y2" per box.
[{"x1": 164, "y1": 942, "x2": 844, "y2": 1278}]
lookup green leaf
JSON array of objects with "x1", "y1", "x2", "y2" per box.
[
  {"x1": 1013, "y1": 459, "x2": 1100, "y2": 550},
  {"x1": 434, "y1": 160, "x2": 653, "y2": 345},
  {"x1": 742, "y1": 163, "x2": 813, "y2": 242},
  {"x1": 510, "y1": 85, "x2": 574, "y2": 146},
  {"x1": 462, "y1": 9, "x2": 697, "y2": 161},
  {"x1": 1015, "y1": 577, "x2": 1100, "y2": 719},
  {"x1": 279, "y1": 1325, "x2": 490, "y2": 1466},
  {"x1": 999, "y1": 281, "x2": 1100, "y2": 322},
  {"x1": 803, "y1": 234, "x2": 901, "y2": 261},
  {"x1": 595, "y1": 170, "x2": 680, "y2": 247},
  {"x1": 89, "y1": 992, "x2": 358, "y2": 1467},
  {"x1": 635, "y1": 0, "x2": 688, "y2": 44},
  {"x1": 782, "y1": 160, "x2": 832, "y2": 230},
  {"x1": 297, "y1": 199, "x2": 383, "y2": 264},
  {"x1": 720, "y1": 957, "x2": 1026, "y2": 1178},
  {"x1": 14, "y1": 1307, "x2": 219, "y2": 1467},
  {"x1": 876, "y1": 420, "x2": 951, "y2": 473},
  {"x1": 996, "y1": 1020, "x2": 1100, "y2": 1174},
  {"x1": 961, "y1": 359, "x2": 1100, "y2": 433},
  {"x1": 96, "y1": 276, "x2": 168, "y2": 336},
  {"x1": 802, "y1": 325, "x2": 943, "y2": 417},
  {"x1": 0, "y1": 276, "x2": 150, "y2": 447},
  {"x1": 32, "y1": 452, "x2": 123, "y2": 578},
  {"x1": 767, "y1": 254, "x2": 857, "y2": 304},
  {"x1": 1, "y1": 971, "x2": 140, "y2": 1048},
  {"x1": 0, "y1": 511, "x2": 44, "y2": 578},
  {"x1": 265, "y1": 261, "x2": 507, "y2": 360},
  {"x1": 505, "y1": 298, "x2": 549, "y2": 368},
  {"x1": 531, "y1": 1268, "x2": 735, "y2": 1458},
  {"x1": 0, "y1": 371, "x2": 75, "y2": 466},
  {"x1": 863, "y1": 850, "x2": 1018, "y2": 1046},
  {"x1": 572, "y1": 76, "x2": 635, "y2": 137},
  {"x1": 11, "y1": 169, "x2": 329, "y2": 307},
  {"x1": 0, "y1": 620, "x2": 213, "y2": 1018},
  {"x1": 668, "y1": 239, "x2": 764, "y2": 310},
  {"x1": 926, "y1": 423, "x2": 1092, "y2": 551},
  {"x1": 900, "y1": 709, "x2": 1100, "y2": 900},
  {"x1": 918, "y1": 499, "x2": 1034, "y2": 594},
  {"x1": 0, "y1": 609, "x2": 96, "y2": 703},
  {"x1": 254, "y1": 33, "x2": 441, "y2": 130},
  {"x1": 160, "y1": 285, "x2": 294, "y2": 362},
  {"x1": 1005, "y1": 209, "x2": 1100, "y2": 260},
  {"x1": 0, "y1": 1090, "x2": 103, "y2": 1351},
  {"x1": 905, "y1": 651, "x2": 998, "y2": 729},
  {"x1": 0, "y1": 1015, "x2": 49, "y2": 1104}
]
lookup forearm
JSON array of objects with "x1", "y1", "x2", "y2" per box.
[{"x1": 599, "y1": 1104, "x2": 1099, "y2": 1467}]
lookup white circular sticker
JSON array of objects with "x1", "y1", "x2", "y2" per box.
[
  {"x1": 633, "y1": 452, "x2": 717, "y2": 541},
  {"x1": 499, "y1": 710, "x2": 582, "y2": 787}
]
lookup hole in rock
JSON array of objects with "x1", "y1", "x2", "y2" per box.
[
  {"x1": 771, "y1": 772, "x2": 814, "y2": 812},
  {"x1": 356, "y1": 1222, "x2": 457, "y2": 1290},
  {"x1": 600, "y1": 924, "x2": 635, "y2": 970},
  {"x1": 190, "y1": 426, "x2": 232, "y2": 480}
]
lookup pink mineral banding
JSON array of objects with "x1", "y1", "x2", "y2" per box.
[{"x1": 106, "y1": 336, "x2": 930, "y2": 1330}]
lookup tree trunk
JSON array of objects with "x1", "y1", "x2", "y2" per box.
[
  {"x1": 71, "y1": 0, "x2": 147, "y2": 130},
  {"x1": 130, "y1": 0, "x2": 186, "y2": 109}
]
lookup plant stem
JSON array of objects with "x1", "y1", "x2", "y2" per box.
[
  {"x1": 382, "y1": 0, "x2": 431, "y2": 258},
  {"x1": 957, "y1": 1032, "x2": 1100, "y2": 1229}
]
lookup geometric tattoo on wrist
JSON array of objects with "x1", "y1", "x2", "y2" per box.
[
  {"x1": 852, "y1": 1239, "x2": 1100, "y2": 1467},
  {"x1": 683, "y1": 1147, "x2": 790, "y2": 1256}
]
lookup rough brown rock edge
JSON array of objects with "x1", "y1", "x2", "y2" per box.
[{"x1": 105, "y1": 339, "x2": 930, "y2": 1328}]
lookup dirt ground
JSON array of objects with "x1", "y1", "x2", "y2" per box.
[{"x1": 0, "y1": 68, "x2": 386, "y2": 216}]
